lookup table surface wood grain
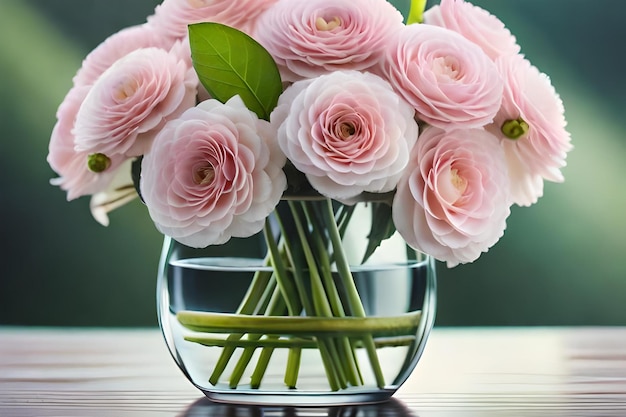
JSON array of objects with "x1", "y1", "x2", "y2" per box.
[{"x1": 1, "y1": 327, "x2": 626, "y2": 416}]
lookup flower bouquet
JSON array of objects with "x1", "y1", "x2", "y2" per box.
[{"x1": 48, "y1": 0, "x2": 571, "y2": 403}]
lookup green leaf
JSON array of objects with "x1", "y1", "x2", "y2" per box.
[
  {"x1": 361, "y1": 202, "x2": 397, "y2": 264},
  {"x1": 131, "y1": 156, "x2": 143, "y2": 202},
  {"x1": 188, "y1": 22, "x2": 283, "y2": 121}
]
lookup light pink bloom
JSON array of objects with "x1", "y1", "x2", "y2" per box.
[
  {"x1": 489, "y1": 55, "x2": 572, "y2": 206},
  {"x1": 423, "y1": 0, "x2": 520, "y2": 61},
  {"x1": 272, "y1": 70, "x2": 419, "y2": 201},
  {"x1": 393, "y1": 127, "x2": 511, "y2": 267},
  {"x1": 73, "y1": 24, "x2": 173, "y2": 87},
  {"x1": 47, "y1": 86, "x2": 128, "y2": 201},
  {"x1": 254, "y1": 0, "x2": 404, "y2": 82},
  {"x1": 73, "y1": 47, "x2": 198, "y2": 158},
  {"x1": 141, "y1": 96, "x2": 287, "y2": 248},
  {"x1": 147, "y1": 0, "x2": 277, "y2": 38},
  {"x1": 382, "y1": 24, "x2": 503, "y2": 130}
]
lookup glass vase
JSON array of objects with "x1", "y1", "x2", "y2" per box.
[{"x1": 157, "y1": 200, "x2": 437, "y2": 406}]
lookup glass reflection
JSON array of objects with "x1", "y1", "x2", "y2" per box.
[{"x1": 180, "y1": 397, "x2": 416, "y2": 417}]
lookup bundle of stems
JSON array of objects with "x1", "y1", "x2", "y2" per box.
[{"x1": 177, "y1": 198, "x2": 421, "y2": 390}]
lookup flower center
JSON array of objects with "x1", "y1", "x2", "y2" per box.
[
  {"x1": 450, "y1": 168, "x2": 467, "y2": 195},
  {"x1": 315, "y1": 16, "x2": 341, "y2": 31},
  {"x1": 338, "y1": 122, "x2": 356, "y2": 139},
  {"x1": 194, "y1": 165, "x2": 216, "y2": 186},
  {"x1": 432, "y1": 56, "x2": 461, "y2": 81},
  {"x1": 113, "y1": 78, "x2": 138, "y2": 101}
]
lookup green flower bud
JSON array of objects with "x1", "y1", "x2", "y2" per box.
[
  {"x1": 501, "y1": 118, "x2": 529, "y2": 140},
  {"x1": 87, "y1": 153, "x2": 112, "y2": 173}
]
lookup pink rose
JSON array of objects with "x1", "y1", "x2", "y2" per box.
[
  {"x1": 393, "y1": 127, "x2": 511, "y2": 267},
  {"x1": 272, "y1": 70, "x2": 419, "y2": 201},
  {"x1": 254, "y1": 0, "x2": 404, "y2": 82},
  {"x1": 47, "y1": 86, "x2": 128, "y2": 201},
  {"x1": 147, "y1": 0, "x2": 277, "y2": 38},
  {"x1": 382, "y1": 24, "x2": 504, "y2": 130},
  {"x1": 489, "y1": 55, "x2": 572, "y2": 206},
  {"x1": 73, "y1": 24, "x2": 173, "y2": 87},
  {"x1": 423, "y1": 0, "x2": 520, "y2": 61},
  {"x1": 73, "y1": 47, "x2": 198, "y2": 158},
  {"x1": 141, "y1": 96, "x2": 287, "y2": 248}
]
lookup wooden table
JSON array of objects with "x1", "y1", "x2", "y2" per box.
[{"x1": 1, "y1": 327, "x2": 625, "y2": 416}]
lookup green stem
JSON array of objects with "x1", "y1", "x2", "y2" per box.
[
  {"x1": 229, "y1": 285, "x2": 286, "y2": 388},
  {"x1": 228, "y1": 342, "x2": 257, "y2": 388},
  {"x1": 336, "y1": 203, "x2": 355, "y2": 238},
  {"x1": 208, "y1": 343, "x2": 237, "y2": 385},
  {"x1": 274, "y1": 209, "x2": 315, "y2": 316},
  {"x1": 320, "y1": 336, "x2": 347, "y2": 389},
  {"x1": 287, "y1": 201, "x2": 348, "y2": 389},
  {"x1": 264, "y1": 217, "x2": 306, "y2": 388},
  {"x1": 250, "y1": 341, "x2": 275, "y2": 389},
  {"x1": 236, "y1": 257, "x2": 274, "y2": 314},
  {"x1": 301, "y1": 201, "x2": 363, "y2": 386},
  {"x1": 321, "y1": 199, "x2": 386, "y2": 388},
  {"x1": 208, "y1": 261, "x2": 274, "y2": 386},
  {"x1": 284, "y1": 346, "x2": 302, "y2": 388},
  {"x1": 254, "y1": 277, "x2": 277, "y2": 315},
  {"x1": 316, "y1": 339, "x2": 341, "y2": 391},
  {"x1": 286, "y1": 202, "x2": 328, "y2": 315},
  {"x1": 263, "y1": 219, "x2": 301, "y2": 316},
  {"x1": 185, "y1": 335, "x2": 417, "y2": 349},
  {"x1": 250, "y1": 336, "x2": 280, "y2": 388},
  {"x1": 249, "y1": 278, "x2": 295, "y2": 389},
  {"x1": 178, "y1": 310, "x2": 422, "y2": 337},
  {"x1": 407, "y1": 0, "x2": 428, "y2": 24}
]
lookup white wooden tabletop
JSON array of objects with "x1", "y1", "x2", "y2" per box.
[{"x1": 1, "y1": 327, "x2": 625, "y2": 416}]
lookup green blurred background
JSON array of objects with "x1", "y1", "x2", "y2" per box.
[{"x1": 1, "y1": 0, "x2": 624, "y2": 327}]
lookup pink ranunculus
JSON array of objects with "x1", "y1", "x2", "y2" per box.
[
  {"x1": 73, "y1": 47, "x2": 198, "y2": 158},
  {"x1": 147, "y1": 0, "x2": 277, "y2": 39},
  {"x1": 272, "y1": 70, "x2": 419, "y2": 201},
  {"x1": 382, "y1": 24, "x2": 504, "y2": 130},
  {"x1": 140, "y1": 96, "x2": 287, "y2": 248},
  {"x1": 423, "y1": 0, "x2": 520, "y2": 61},
  {"x1": 47, "y1": 86, "x2": 129, "y2": 201},
  {"x1": 73, "y1": 24, "x2": 173, "y2": 87},
  {"x1": 392, "y1": 127, "x2": 511, "y2": 267},
  {"x1": 254, "y1": 0, "x2": 404, "y2": 82},
  {"x1": 489, "y1": 55, "x2": 572, "y2": 206}
]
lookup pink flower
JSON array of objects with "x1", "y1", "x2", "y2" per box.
[
  {"x1": 147, "y1": 0, "x2": 277, "y2": 39},
  {"x1": 73, "y1": 47, "x2": 198, "y2": 158},
  {"x1": 73, "y1": 24, "x2": 173, "y2": 87},
  {"x1": 423, "y1": 0, "x2": 520, "y2": 61},
  {"x1": 140, "y1": 96, "x2": 287, "y2": 248},
  {"x1": 47, "y1": 86, "x2": 128, "y2": 201},
  {"x1": 489, "y1": 55, "x2": 572, "y2": 206},
  {"x1": 272, "y1": 70, "x2": 419, "y2": 201},
  {"x1": 254, "y1": 0, "x2": 404, "y2": 82},
  {"x1": 382, "y1": 24, "x2": 503, "y2": 130},
  {"x1": 393, "y1": 127, "x2": 511, "y2": 267}
]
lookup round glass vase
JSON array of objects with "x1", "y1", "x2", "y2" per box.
[{"x1": 157, "y1": 200, "x2": 437, "y2": 406}]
